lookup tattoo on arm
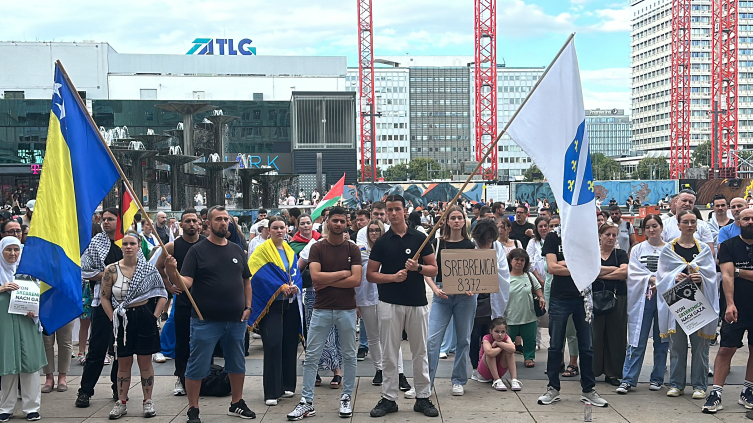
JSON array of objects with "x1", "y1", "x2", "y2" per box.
[{"x1": 101, "y1": 266, "x2": 117, "y2": 298}]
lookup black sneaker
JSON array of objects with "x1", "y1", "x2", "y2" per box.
[
  {"x1": 740, "y1": 387, "x2": 753, "y2": 409},
  {"x1": 702, "y1": 390, "x2": 723, "y2": 414},
  {"x1": 187, "y1": 406, "x2": 201, "y2": 423},
  {"x1": 26, "y1": 413, "x2": 41, "y2": 421},
  {"x1": 399, "y1": 373, "x2": 411, "y2": 391},
  {"x1": 370, "y1": 398, "x2": 398, "y2": 417},
  {"x1": 357, "y1": 348, "x2": 368, "y2": 361},
  {"x1": 75, "y1": 391, "x2": 91, "y2": 408},
  {"x1": 228, "y1": 399, "x2": 256, "y2": 419},
  {"x1": 372, "y1": 370, "x2": 383, "y2": 386},
  {"x1": 414, "y1": 398, "x2": 439, "y2": 417}
]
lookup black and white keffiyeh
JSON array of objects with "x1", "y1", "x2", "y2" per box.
[
  {"x1": 81, "y1": 232, "x2": 144, "y2": 307},
  {"x1": 110, "y1": 257, "x2": 167, "y2": 354}
]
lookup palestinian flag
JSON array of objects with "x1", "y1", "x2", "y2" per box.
[
  {"x1": 310, "y1": 174, "x2": 345, "y2": 222},
  {"x1": 115, "y1": 181, "x2": 139, "y2": 247}
]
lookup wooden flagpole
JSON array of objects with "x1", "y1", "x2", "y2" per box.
[
  {"x1": 412, "y1": 33, "x2": 576, "y2": 260},
  {"x1": 55, "y1": 60, "x2": 205, "y2": 320}
]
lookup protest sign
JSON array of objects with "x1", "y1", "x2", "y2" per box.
[
  {"x1": 8, "y1": 279, "x2": 40, "y2": 316},
  {"x1": 661, "y1": 278, "x2": 717, "y2": 335},
  {"x1": 440, "y1": 249, "x2": 499, "y2": 294}
]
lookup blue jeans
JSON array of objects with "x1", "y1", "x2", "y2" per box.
[
  {"x1": 302, "y1": 309, "x2": 358, "y2": 403},
  {"x1": 669, "y1": 324, "x2": 710, "y2": 391},
  {"x1": 185, "y1": 319, "x2": 247, "y2": 380},
  {"x1": 441, "y1": 317, "x2": 457, "y2": 354},
  {"x1": 359, "y1": 318, "x2": 368, "y2": 351},
  {"x1": 427, "y1": 293, "x2": 476, "y2": 386},
  {"x1": 547, "y1": 297, "x2": 596, "y2": 393},
  {"x1": 621, "y1": 295, "x2": 668, "y2": 386}
]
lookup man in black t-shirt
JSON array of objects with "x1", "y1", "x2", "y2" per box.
[
  {"x1": 165, "y1": 206, "x2": 255, "y2": 423},
  {"x1": 537, "y1": 231, "x2": 608, "y2": 408},
  {"x1": 510, "y1": 205, "x2": 535, "y2": 249},
  {"x1": 703, "y1": 209, "x2": 753, "y2": 413},
  {"x1": 366, "y1": 195, "x2": 440, "y2": 418}
]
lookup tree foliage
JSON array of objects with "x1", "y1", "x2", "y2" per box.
[
  {"x1": 382, "y1": 158, "x2": 451, "y2": 181},
  {"x1": 635, "y1": 157, "x2": 670, "y2": 179},
  {"x1": 591, "y1": 153, "x2": 625, "y2": 180},
  {"x1": 691, "y1": 141, "x2": 711, "y2": 167},
  {"x1": 523, "y1": 164, "x2": 543, "y2": 181}
]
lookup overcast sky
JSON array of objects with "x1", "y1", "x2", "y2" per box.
[{"x1": 2, "y1": 0, "x2": 631, "y2": 111}]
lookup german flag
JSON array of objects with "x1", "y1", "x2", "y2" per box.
[{"x1": 115, "y1": 181, "x2": 139, "y2": 247}]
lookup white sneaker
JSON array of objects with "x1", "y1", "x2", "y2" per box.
[
  {"x1": 109, "y1": 401, "x2": 127, "y2": 419},
  {"x1": 492, "y1": 379, "x2": 507, "y2": 391},
  {"x1": 452, "y1": 384, "x2": 464, "y2": 396},
  {"x1": 339, "y1": 394, "x2": 353, "y2": 417},
  {"x1": 693, "y1": 389, "x2": 706, "y2": 400},
  {"x1": 152, "y1": 353, "x2": 166, "y2": 363},
  {"x1": 251, "y1": 332, "x2": 261, "y2": 339},
  {"x1": 173, "y1": 379, "x2": 185, "y2": 396},
  {"x1": 266, "y1": 399, "x2": 278, "y2": 406},
  {"x1": 510, "y1": 379, "x2": 522, "y2": 391},
  {"x1": 667, "y1": 387, "x2": 684, "y2": 397},
  {"x1": 142, "y1": 399, "x2": 156, "y2": 418},
  {"x1": 404, "y1": 387, "x2": 416, "y2": 399},
  {"x1": 581, "y1": 390, "x2": 609, "y2": 408},
  {"x1": 439, "y1": 352, "x2": 448, "y2": 359},
  {"x1": 282, "y1": 391, "x2": 295, "y2": 398},
  {"x1": 471, "y1": 369, "x2": 491, "y2": 383},
  {"x1": 649, "y1": 382, "x2": 662, "y2": 391}
]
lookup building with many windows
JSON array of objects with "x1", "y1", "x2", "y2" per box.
[{"x1": 586, "y1": 109, "x2": 633, "y2": 157}]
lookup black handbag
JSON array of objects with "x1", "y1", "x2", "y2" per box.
[
  {"x1": 526, "y1": 273, "x2": 546, "y2": 317},
  {"x1": 592, "y1": 279, "x2": 617, "y2": 316},
  {"x1": 301, "y1": 265, "x2": 312, "y2": 289}
]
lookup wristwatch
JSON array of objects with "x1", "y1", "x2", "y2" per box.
[
  {"x1": 417, "y1": 264, "x2": 423, "y2": 273},
  {"x1": 735, "y1": 268, "x2": 741, "y2": 278},
  {"x1": 244, "y1": 306, "x2": 252, "y2": 312}
]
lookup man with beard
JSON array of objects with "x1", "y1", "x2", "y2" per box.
[
  {"x1": 718, "y1": 197, "x2": 748, "y2": 245},
  {"x1": 609, "y1": 205, "x2": 636, "y2": 253},
  {"x1": 154, "y1": 211, "x2": 170, "y2": 244},
  {"x1": 662, "y1": 189, "x2": 714, "y2": 253},
  {"x1": 165, "y1": 206, "x2": 255, "y2": 422},
  {"x1": 156, "y1": 208, "x2": 204, "y2": 397},
  {"x1": 703, "y1": 209, "x2": 753, "y2": 413},
  {"x1": 75, "y1": 208, "x2": 125, "y2": 407}
]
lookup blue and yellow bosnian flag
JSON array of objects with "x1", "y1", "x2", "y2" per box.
[
  {"x1": 247, "y1": 239, "x2": 303, "y2": 331},
  {"x1": 17, "y1": 63, "x2": 120, "y2": 333}
]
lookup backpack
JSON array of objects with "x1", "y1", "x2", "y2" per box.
[{"x1": 200, "y1": 364, "x2": 232, "y2": 397}]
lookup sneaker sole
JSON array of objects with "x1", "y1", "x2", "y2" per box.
[
  {"x1": 616, "y1": 389, "x2": 629, "y2": 395},
  {"x1": 581, "y1": 398, "x2": 609, "y2": 408},
  {"x1": 174, "y1": 391, "x2": 186, "y2": 396},
  {"x1": 537, "y1": 397, "x2": 559, "y2": 405},
  {"x1": 287, "y1": 410, "x2": 315, "y2": 421},
  {"x1": 108, "y1": 412, "x2": 126, "y2": 420},
  {"x1": 339, "y1": 411, "x2": 352, "y2": 418},
  {"x1": 143, "y1": 412, "x2": 156, "y2": 418},
  {"x1": 372, "y1": 382, "x2": 382, "y2": 386},
  {"x1": 369, "y1": 409, "x2": 397, "y2": 417},
  {"x1": 739, "y1": 399, "x2": 753, "y2": 409},
  {"x1": 227, "y1": 411, "x2": 256, "y2": 419},
  {"x1": 649, "y1": 385, "x2": 662, "y2": 391},
  {"x1": 452, "y1": 392, "x2": 464, "y2": 396},
  {"x1": 357, "y1": 358, "x2": 365, "y2": 361},
  {"x1": 702, "y1": 404, "x2": 723, "y2": 414}
]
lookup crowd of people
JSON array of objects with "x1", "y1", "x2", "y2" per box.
[{"x1": 3, "y1": 187, "x2": 753, "y2": 421}]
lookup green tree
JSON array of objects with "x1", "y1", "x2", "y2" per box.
[
  {"x1": 383, "y1": 158, "x2": 450, "y2": 181},
  {"x1": 691, "y1": 141, "x2": 711, "y2": 167},
  {"x1": 636, "y1": 157, "x2": 670, "y2": 179},
  {"x1": 382, "y1": 164, "x2": 408, "y2": 181},
  {"x1": 591, "y1": 153, "x2": 625, "y2": 180},
  {"x1": 523, "y1": 164, "x2": 543, "y2": 181}
]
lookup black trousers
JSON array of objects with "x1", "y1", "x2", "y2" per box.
[
  {"x1": 78, "y1": 305, "x2": 118, "y2": 396},
  {"x1": 469, "y1": 317, "x2": 491, "y2": 370},
  {"x1": 173, "y1": 305, "x2": 191, "y2": 387},
  {"x1": 258, "y1": 299, "x2": 300, "y2": 401}
]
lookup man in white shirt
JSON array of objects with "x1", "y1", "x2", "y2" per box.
[
  {"x1": 247, "y1": 219, "x2": 269, "y2": 258},
  {"x1": 609, "y1": 205, "x2": 636, "y2": 253},
  {"x1": 248, "y1": 209, "x2": 268, "y2": 241},
  {"x1": 356, "y1": 201, "x2": 389, "y2": 246},
  {"x1": 662, "y1": 189, "x2": 714, "y2": 254}
]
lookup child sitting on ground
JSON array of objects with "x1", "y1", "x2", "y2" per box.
[{"x1": 479, "y1": 317, "x2": 521, "y2": 391}]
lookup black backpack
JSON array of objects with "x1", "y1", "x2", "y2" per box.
[{"x1": 200, "y1": 364, "x2": 232, "y2": 397}]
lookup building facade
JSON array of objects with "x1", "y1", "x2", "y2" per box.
[{"x1": 586, "y1": 109, "x2": 633, "y2": 157}]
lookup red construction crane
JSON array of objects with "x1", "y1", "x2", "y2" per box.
[
  {"x1": 710, "y1": 0, "x2": 738, "y2": 178},
  {"x1": 358, "y1": 0, "x2": 376, "y2": 182},
  {"x1": 670, "y1": 0, "x2": 692, "y2": 178},
  {"x1": 474, "y1": 0, "x2": 498, "y2": 180}
]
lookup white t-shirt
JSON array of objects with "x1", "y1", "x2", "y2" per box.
[
  {"x1": 615, "y1": 219, "x2": 635, "y2": 252},
  {"x1": 661, "y1": 215, "x2": 714, "y2": 244},
  {"x1": 247, "y1": 235, "x2": 267, "y2": 259}
]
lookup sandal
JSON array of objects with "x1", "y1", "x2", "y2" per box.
[
  {"x1": 524, "y1": 359, "x2": 535, "y2": 368},
  {"x1": 330, "y1": 374, "x2": 342, "y2": 389},
  {"x1": 315, "y1": 374, "x2": 321, "y2": 387},
  {"x1": 562, "y1": 365, "x2": 579, "y2": 377}
]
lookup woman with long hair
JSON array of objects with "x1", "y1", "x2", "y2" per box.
[
  {"x1": 592, "y1": 223, "x2": 629, "y2": 386},
  {"x1": 102, "y1": 232, "x2": 168, "y2": 419},
  {"x1": 657, "y1": 210, "x2": 717, "y2": 399},
  {"x1": 248, "y1": 216, "x2": 303, "y2": 406},
  {"x1": 426, "y1": 206, "x2": 477, "y2": 395},
  {"x1": 616, "y1": 214, "x2": 669, "y2": 394},
  {"x1": 0, "y1": 237, "x2": 46, "y2": 421},
  {"x1": 497, "y1": 218, "x2": 522, "y2": 256}
]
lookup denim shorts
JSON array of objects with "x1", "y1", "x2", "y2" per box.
[{"x1": 185, "y1": 318, "x2": 247, "y2": 380}]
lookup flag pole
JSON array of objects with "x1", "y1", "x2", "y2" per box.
[
  {"x1": 411, "y1": 33, "x2": 576, "y2": 260},
  {"x1": 55, "y1": 60, "x2": 205, "y2": 321}
]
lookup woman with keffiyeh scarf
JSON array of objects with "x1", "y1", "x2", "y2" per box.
[{"x1": 101, "y1": 232, "x2": 167, "y2": 419}]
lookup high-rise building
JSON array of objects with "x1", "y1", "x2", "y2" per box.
[
  {"x1": 630, "y1": 0, "x2": 753, "y2": 154},
  {"x1": 586, "y1": 109, "x2": 633, "y2": 157}
]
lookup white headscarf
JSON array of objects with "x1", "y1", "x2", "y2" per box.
[{"x1": 0, "y1": 236, "x2": 21, "y2": 285}]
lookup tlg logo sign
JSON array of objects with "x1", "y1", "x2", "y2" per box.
[{"x1": 187, "y1": 38, "x2": 256, "y2": 55}]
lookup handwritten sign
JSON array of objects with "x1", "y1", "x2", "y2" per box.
[
  {"x1": 8, "y1": 279, "x2": 40, "y2": 315},
  {"x1": 661, "y1": 278, "x2": 717, "y2": 335},
  {"x1": 440, "y1": 249, "x2": 499, "y2": 294}
]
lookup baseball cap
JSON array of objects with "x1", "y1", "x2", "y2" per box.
[
  {"x1": 26, "y1": 199, "x2": 35, "y2": 212},
  {"x1": 257, "y1": 219, "x2": 269, "y2": 228}
]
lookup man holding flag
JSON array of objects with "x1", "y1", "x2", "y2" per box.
[{"x1": 504, "y1": 36, "x2": 605, "y2": 407}]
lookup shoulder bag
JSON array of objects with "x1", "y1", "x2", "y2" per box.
[
  {"x1": 526, "y1": 272, "x2": 546, "y2": 317},
  {"x1": 592, "y1": 251, "x2": 618, "y2": 316}
]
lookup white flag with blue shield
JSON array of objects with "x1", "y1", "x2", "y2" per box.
[{"x1": 505, "y1": 37, "x2": 600, "y2": 291}]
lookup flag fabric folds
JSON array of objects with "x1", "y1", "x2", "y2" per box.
[
  {"x1": 17, "y1": 64, "x2": 120, "y2": 333},
  {"x1": 247, "y1": 239, "x2": 303, "y2": 332},
  {"x1": 310, "y1": 174, "x2": 345, "y2": 222},
  {"x1": 115, "y1": 182, "x2": 139, "y2": 247},
  {"x1": 505, "y1": 38, "x2": 600, "y2": 291}
]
